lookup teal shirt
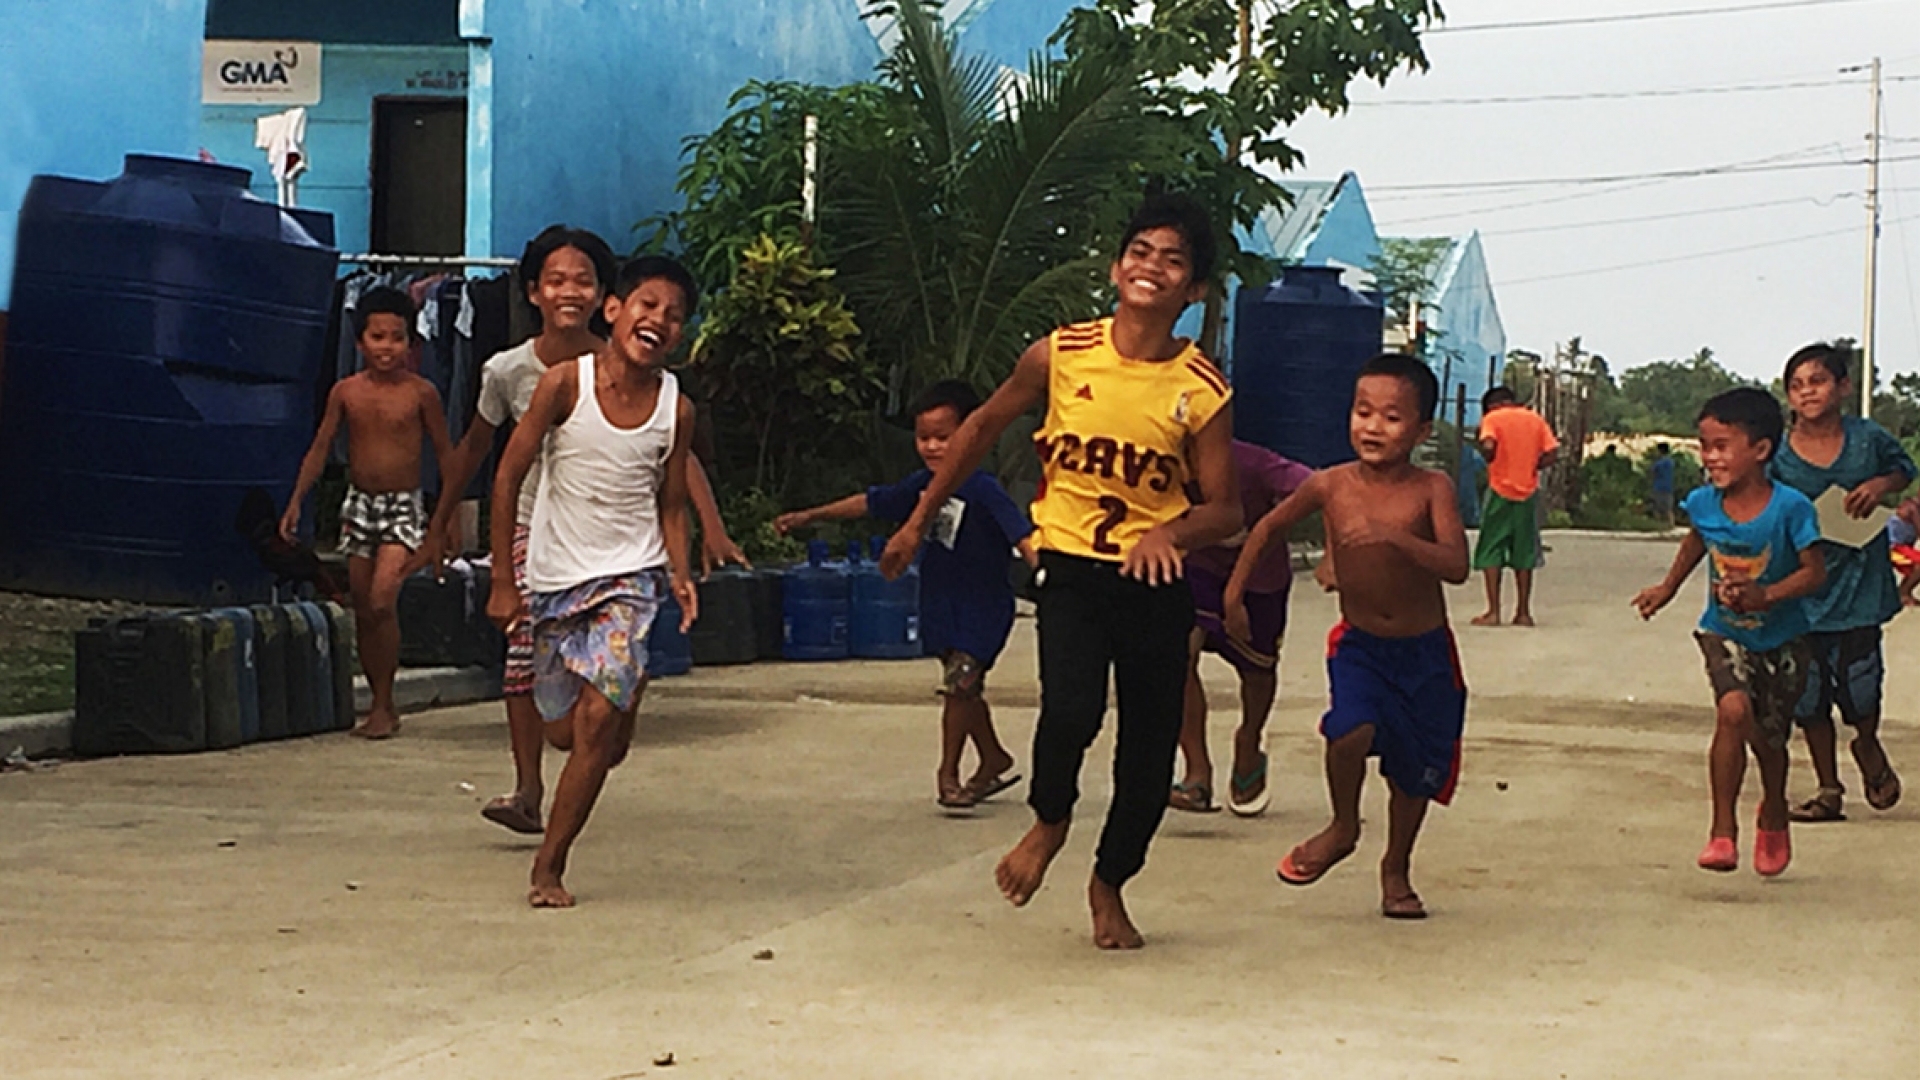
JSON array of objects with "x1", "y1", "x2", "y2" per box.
[
  {"x1": 1683, "y1": 482, "x2": 1821, "y2": 653},
  {"x1": 1769, "y1": 416, "x2": 1917, "y2": 632}
]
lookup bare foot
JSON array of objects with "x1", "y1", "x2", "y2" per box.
[
  {"x1": 1512, "y1": 612, "x2": 1536, "y2": 627},
  {"x1": 1088, "y1": 875, "x2": 1144, "y2": 950},
  {"x1": 1469, "y1": 612, "x2": 1501, "y2": 627},
  {"x1": 529, "y1": 857, "x2": 573, "y2": 908},
  {"x1": 351, "y1": 709, "x2": 400, "y2": 740},
  {"x1": 1381, "y1": 865, "x2": 1425, "y2": 919},
  {"x1": 995, "y1": 818, "x2": 1068, "y2": 906}
]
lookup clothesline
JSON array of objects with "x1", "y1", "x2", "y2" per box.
[{"x1": 338, "y1": 253, "x2": 517, "y2": 268}]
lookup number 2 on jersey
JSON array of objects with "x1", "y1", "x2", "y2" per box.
[{"x1": 1092, "y1": 495, "x2": 1128, "y2": 556}]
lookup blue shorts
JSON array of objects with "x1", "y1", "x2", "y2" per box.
[
  {"x1": 1794, "y1": 626, "x2": 1884, "y2": 727},
  {"x1": 1322, "y1": 622, "x2": 1467, "y2": 804}
]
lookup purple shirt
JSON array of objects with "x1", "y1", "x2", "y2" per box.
[{"x1": 1186, "y1": 441, "x2": 1313, "y2": 594}]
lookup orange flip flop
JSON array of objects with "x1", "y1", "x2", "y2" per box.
[{"x1": 1277, "y1": 842, "x2": 1352, "y2": 886}]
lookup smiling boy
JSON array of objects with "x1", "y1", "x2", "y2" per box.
[{"x1": 879, "y1": 194, "x2": 1240, "y2": 949}]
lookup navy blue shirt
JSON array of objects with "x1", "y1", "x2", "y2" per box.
[
  {"x1": 1650, "y1": 456, "x2": 1676, "y2": 496},
  {"x1": 867, "y1": 469, "x2": 1034, "y2": 665}
]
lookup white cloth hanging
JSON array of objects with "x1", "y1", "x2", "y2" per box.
[{"x1": 253, "y1": 107, "x2": 308, "y2": 206}]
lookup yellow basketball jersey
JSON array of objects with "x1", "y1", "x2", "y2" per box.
[{"x1": 1030, "y1": 318, "x2": 1231, "y2": 560}]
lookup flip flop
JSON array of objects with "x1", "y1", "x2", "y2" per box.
[
  {"x1": 1786, "y1": 789, "x2": 1845, "y2": 823},
  {"x1": 962, "y1": 771, "x2": 1021, "y2": 804},
  {"x1": 937, "y1": 779, "x2": 977, "y2": 810},
  {"x1": 1276, "y1": 841, "x2": 1353, "y2": 886},
  {"x1": 1864, "y1": 764, "x2": 1902, "y2": 811},
  {"x1": 1381, "y1": 892, "x2": 1427, "y2": 920},
  {"x1": 1227, "y1": 751, "x2": 1271, "y2": 818},
  {"x1": 1168, "y1": 781, "x2": 1220, "y2": 814},
  {"x1": 481, "y1": 794, "x2": 543, "y2": 835}
]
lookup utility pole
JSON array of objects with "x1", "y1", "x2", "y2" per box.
[{"x1": 1861, "y1": 57, "x2": 1883, "y2": 417}]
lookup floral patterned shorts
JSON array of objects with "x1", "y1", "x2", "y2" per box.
[{"x1": 528, "y1": 570, "x2": 667, "y2": 722}]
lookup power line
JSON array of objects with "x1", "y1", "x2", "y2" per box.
[
  {"x1": 1354, "y1": 76, "x2": 1860, "y2": 108},
  {"x1": 1427, "y1": 0, "x2": 1891, "y2": 36},
  {"x1": 1368, "y1": 153, "x2": 1917, "y2": 194},
  {"x1": 1468, "y1": 194, "x2": 1857, "y2": 237},
  {"x1": 1500, "y1": 216, "x2": 1911, "y2": 287}
]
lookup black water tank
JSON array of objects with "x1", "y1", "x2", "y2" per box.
[{"x1": 0, "y1": 154, "x2": 337, "y2": 604}]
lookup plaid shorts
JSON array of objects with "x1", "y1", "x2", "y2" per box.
[
  {"x1": 528, "y1": 571, "x2": 667, "y2": 722},
  {"x1": 338, "y1": 486, "x2": 425, "y2": 559},
  {"x1": 938, "y1": 650, "x2": 987, "y2": 698},
  {"x1": 1695, "y1": 632, "x2": 1811, "y2": 750},
  {"x1": 501, "y1": 524, "x2": 535, "y2": 696}
]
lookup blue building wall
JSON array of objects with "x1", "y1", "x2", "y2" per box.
[
  {"x1": 1424, "y1": 232, "x2": 1507, "y2": 425},
  {"x1": 200, "y1": 46, "x2": 468, "y2": 252},
  {"x1": 952, "y1": 0, "x2": 1079, "y2": 68},
  {"x1": 0, "y1": 0, "x2": 210, "y2": 307},
  {"x1": 464, "y1": 0, "x2": 882, "y2": 260},
  {"x1": 1298, "y1": 184, "x2": 1382, "y2": 276}
]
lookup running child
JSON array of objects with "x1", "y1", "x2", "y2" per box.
[
  {"x1": 486, "y1": 256, "x2": 700, "y2": 908},
  {"x1": 1169, "y1": 440, "x2": 1312, "y2": 817},
  {"x1": 419, "y1": 226, "x2": 742, "y2": 837},
  {"x1": 1771, "y1": 343, "x2": 1913, "y2": 821},
  {"x1": 1632, "y1": 387, "x2": 1825, "y2": 877},
  {"x1": 879, "y1": 193, "x2": 1241, "y2": 949},
  {"x1": 1471, "y1": 386, "x2": 1558, "y2": 627},
  {"x1": 775, "y1": 380, "x2": 1037, "y2": 810},
  {"x1": 281, "y1": 286, "x2": 454, "y2": 739},
  {"x1": 1226, "y1": 354, "x2": 1469, "y2": 920}
]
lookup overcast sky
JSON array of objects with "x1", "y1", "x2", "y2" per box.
[{"x1": 1283, "y1": 0, "x2": 1920, "y2": 384}]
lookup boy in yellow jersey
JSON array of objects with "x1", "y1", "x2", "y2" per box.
[{"x1": 880, "y1": 194, "x2": 1240, "y2": 949}]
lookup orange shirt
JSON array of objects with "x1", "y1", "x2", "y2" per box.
[{"x1": 1478, "y1": 406, "x2": 1558, "y2": 500}]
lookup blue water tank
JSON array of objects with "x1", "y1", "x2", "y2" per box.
[
  {"x1": 783, "y1": 539, "x2": 850, "y2": 661},
  {"x1": 1232, "y1": 265, "x2": 1384, "y2": 469},
  {"x1": 0, "y1": 154, "x2": 338, "y2": 604},
  {"x1": 850, "y1": 535, "x2": 920, "y2": 659},
  {"x1": 647, "y1": 594, "x2": 694, "y2": 677}
]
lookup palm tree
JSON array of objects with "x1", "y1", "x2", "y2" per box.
[{"x1": 828, "y1": 0, "x2": 1151, "y2": 391}]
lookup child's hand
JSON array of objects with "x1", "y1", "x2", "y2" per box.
[
  {"x1": 486, "y1": 579, "x2": 526, "y2": 634},
  {"x1": 1844, "y1": 476, "x2": 1898, "y2": 519},
  {"x1": 878, "y1": 526, "x2": 923, "y2": 581},
  {"x1": 773, "y1": 511, "x2": 809, "y2": 536},
  {"x1": 1631, "y1": 582, "x2": 1676, "y2": 620},
  {"x1": 278, "y1": 505, "x2": 301, "y2": 546},
  {"x1": 1314, "y1": 552, "x2": 1338, "y2": 593},
  {"x1": 1901, "y1": 497, "x2": 1920, "y2": 532},
  {"x1": 1121, "y1": 526, "x2": 1184, "y2": 586},
  {"x1": 1718, "y1": 578, "x2": 1770, "y2": 614},
  {"x1": 701, "y1": 531, "x2": 751, "y2": 577},
  {"x1": 1224, "y1": 593, "x2": 1252, "y2": 643},
  {"x1": 671, "y1": 574, "x2": 699, "y2": 632}
]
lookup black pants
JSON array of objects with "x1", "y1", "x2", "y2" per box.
[{"x1": 1030, "y1": 550, "x2": 1195, "y2": 888}]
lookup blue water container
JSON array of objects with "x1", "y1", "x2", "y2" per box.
[
  {"x1": 783, "y1": 540, "x2": 850, "y2": 661},
  {"x1": 249, "y1": 604, "x2": 292, "y2": 740},
  {"x1": 290, "y1": 602, "x2": 337, "y2": 734},
  {"x1": 0, "y1": 154, "x2": 338, "y2": 604},
  {"x1": 647, "y1": 593, "x2": 693, "y2": 677},
  {"x1": 851, "y1": 535, "x2": 920, "y2": 659},
  {"x1": 195, "y1": 607, "x2": 260, "y2": 748},
  {"x1": 1232, "y1": 265, "x2": 1384, "y2": 469}
]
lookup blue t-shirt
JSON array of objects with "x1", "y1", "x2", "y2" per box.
[
  {"x1": 1769, "y1": 416, "x2": 1917, "y2": 632},
  {"x1": 1683, "y1": 482, "x2": 1821, "y2": 652},
  {"x1": 867, "y1": 469, "x2": 1035, "y2": 664},
  {"x1": 1649, "y1": 456, "x2": 1676, "y2": 495}
]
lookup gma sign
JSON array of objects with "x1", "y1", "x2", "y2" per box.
[{"x1": 203, "y1": 41, "x2": 322, "y2": 105}]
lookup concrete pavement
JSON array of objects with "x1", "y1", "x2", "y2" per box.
[{"x1": 1, "y1": 533, "x2": 1916, "y2": 1078}]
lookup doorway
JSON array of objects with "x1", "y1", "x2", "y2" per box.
[{"x1": 369, "y1": 98, "x2": 466, "y2": 255}]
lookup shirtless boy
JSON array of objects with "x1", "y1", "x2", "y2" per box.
[
  {"x1": 1226, "y1": 353, "x2": 1470, "y2": 919},
  {"x1": 487, "y1": 256, "x2": 700, "y2": 908},
  {"x1": 282, "y1": 286, "x2": 453, "y2": 739},
  {"x1": 879, "y1": 194, "x2": 1240, "y2": 948}
]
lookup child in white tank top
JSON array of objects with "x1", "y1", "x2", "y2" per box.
[{"x1": 485, "y1": 256, "x2": 701, "y2": 910}]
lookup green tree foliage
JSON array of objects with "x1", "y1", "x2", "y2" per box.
[
  {"x1": 1054, "y1": 0, "x2": 1443, "y2": 352},
  {"x1": 827, "y1": 0, "x2": 1155, "y2": 388},
  {"x1": 1369, "y1": 236, "x2": 1452, "y2": 328},
  {"x1": 1596, "y1": 347, "x2": 1759, "y2": 436},
  {"x1": 688, "y1": 235, "x2": 878, "y2": 506}
]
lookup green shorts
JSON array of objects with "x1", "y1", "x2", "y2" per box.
[{"x1": 1472, "y1": 492, "x2": 1541, "y2": 571}]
